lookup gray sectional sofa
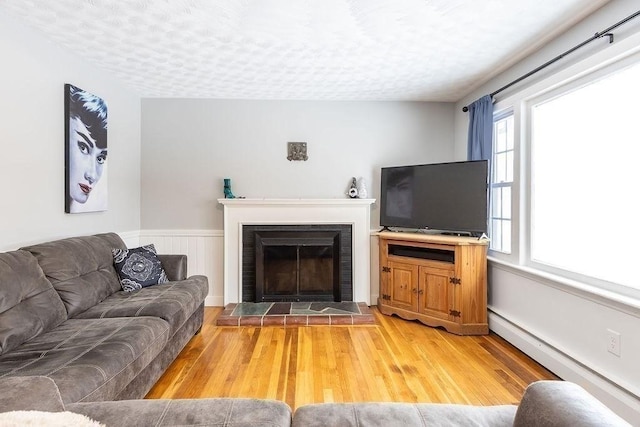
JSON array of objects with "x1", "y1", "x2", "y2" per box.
[
  {"x1": 0, "y1": 232, "x2": 208, "y2": 403},
  {"x1": 0, "y1": 376, "x2": 631, "y2": 426}
]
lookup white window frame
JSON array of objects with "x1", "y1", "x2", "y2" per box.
[
  {"x1": 525, "y1": 53, "x2": 640, "y2": 297},
  {"x1": 489, "y1": 110, "x2": 515, "y2": 255},
  {"x1": 487, "y1": 31, "x2": 640, "y2": 303}
]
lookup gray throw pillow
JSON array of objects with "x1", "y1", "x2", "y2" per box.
[{"x1": 112, "y1": 244, "x2": 169, "y2": 292}]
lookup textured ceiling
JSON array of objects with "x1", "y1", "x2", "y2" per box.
[{"x1": 0, "y1": 0, "x2": 608, "y2": 101}]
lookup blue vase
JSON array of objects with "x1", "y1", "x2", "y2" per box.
[{"x1": 223, "y1": 178, "x2": 236, "y2": 199}]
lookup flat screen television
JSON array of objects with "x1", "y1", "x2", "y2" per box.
[{"x1": 380, "y1": 160, "x2": 488, "y2": 236}]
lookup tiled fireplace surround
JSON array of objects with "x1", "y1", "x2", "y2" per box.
[{"x1": 218, "y1": 198, "x2": 375, "y2": 307}]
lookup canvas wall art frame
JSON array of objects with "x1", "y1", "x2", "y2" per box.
[{"x1": 64, "y1": 84, "x2": 108, "y2": 213}]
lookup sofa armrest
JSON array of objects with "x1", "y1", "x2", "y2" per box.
[
  {"x1": 513, "y1": 381, "x2": 630, "y2": 427},
  {"x1": 158, "y1": 254, "x2": 187, "y2": 281},
  {"x1": 0, "y1": 376, "x2": 66, "y2": 412}
]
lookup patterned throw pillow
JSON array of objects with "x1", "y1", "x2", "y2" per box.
[{"x1": 112, "y1": 244, "x2": 169, "y2": 292}]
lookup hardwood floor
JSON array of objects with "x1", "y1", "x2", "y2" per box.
[{"x1": 146, "y1": 307, "x2": 558, "y2": 410}]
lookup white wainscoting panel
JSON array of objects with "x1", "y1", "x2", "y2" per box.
[
  {"x1": 118, "y1": 230, "x2": 140, "y2": 248},
  {"x1": 139, "y1": 230, "x2": 224, "y2": 307}
]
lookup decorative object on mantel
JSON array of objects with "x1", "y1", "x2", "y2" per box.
[
  {"x1": 347, "y1": 177, "x2": 358, "y2": 198},
  {"x1": 356, "y1": 177, "x2": 368, "y2": 199},
  {"x1": 223, "y1": 178, "x2": 236, "y2": 199},
  {"x1": 287, "y1": 142, "x2": 308, "y2": 161}
]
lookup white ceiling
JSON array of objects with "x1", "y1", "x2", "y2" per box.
[{"x1": 1, "y1": 0, "x2": 608, "y2": 101}]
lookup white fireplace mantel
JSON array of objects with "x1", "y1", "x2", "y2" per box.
[{"x1": 218, "y1": 198, "x2": 375, "y2": 306}]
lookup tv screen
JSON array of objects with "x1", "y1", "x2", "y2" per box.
[{"x1": 380, "y1": 160, "x2": 488, "y2": 235}]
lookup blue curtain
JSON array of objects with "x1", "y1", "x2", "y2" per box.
[{"x1": 466, "y1": 95, "x2": 494, "y2": 161}]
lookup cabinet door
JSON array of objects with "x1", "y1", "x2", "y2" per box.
[
  {"x1": 389, "y1": 261, "x2": 418, "y2": 311},
  {"x1": 418, "y1": 265, "x2": 455, "y2": 322}
]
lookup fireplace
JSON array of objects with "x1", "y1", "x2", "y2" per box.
[
  {"x1": 217, "y1": 198, "x2": 374, "y2": 305},
  {"x1": 242, "y1": 224, "x2": 352, "y2": 302}
]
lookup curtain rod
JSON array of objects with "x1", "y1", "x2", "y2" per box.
[{"x1": 462, "y1": 9, "x2": 640, "y2": 112}]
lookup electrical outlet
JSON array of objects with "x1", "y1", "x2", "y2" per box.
[{"x1": 607, "y1": 329, "x2": 621, "y2": 356}]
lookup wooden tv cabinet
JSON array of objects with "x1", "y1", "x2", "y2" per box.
[{"x1": 377, "y1": 231, "x2": 489, "y2": 335}]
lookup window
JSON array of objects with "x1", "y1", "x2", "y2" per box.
[
  {"x1": 528, "y1": 59, "x2": 640, "y2": 292},
  {"x1": 490, "y1": 113, "x2": 514, "y2": 253}
]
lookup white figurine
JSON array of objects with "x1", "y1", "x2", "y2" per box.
[
  {"x1": 356, "y1": 177, "x2": 368, "y2": 199},
  {"x1": 348, "y1": 177, "x2": 358, "y2": 198}
]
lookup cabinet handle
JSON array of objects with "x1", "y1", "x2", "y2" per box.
[
  {"x1": 412, "y1": 288, "x2": 417, "y2": 294},
  {"x1": 418, "y1": 289, "x2": 424, "y2": 295}
]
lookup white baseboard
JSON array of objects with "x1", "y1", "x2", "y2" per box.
[{"x1": 489, "y1": 310, "x2": 640, "y2": 424}]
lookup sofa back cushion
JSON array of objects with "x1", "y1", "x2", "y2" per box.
[
  {"x1": 21, "y1": 233, "x2": 127, "y2": 317},
  {"x1": 513, "y1": 380, "x2": 631, "y2": 427},
  {"x1": 0, "y1": 250, "x2": 67, "y2": 355}
]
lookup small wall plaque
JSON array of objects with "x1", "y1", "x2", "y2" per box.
[{"x1": 287, "y1": 142, "x2": 308, "y2": 161}]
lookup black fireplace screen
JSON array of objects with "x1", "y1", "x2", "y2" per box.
[
  {"x1": 259, "y1": 234, "x2": 337, "y2": 301},
  {"x1": 242, "y1": 225, "x2": 352, "y2": 302}
]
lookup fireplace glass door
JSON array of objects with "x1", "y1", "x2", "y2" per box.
[{"x1": 256, "y1": 232, "x2": 341, "y2": 302}]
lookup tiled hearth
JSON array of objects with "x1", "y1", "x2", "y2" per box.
[{"x1": 217, "y1": 302, "x2": 375, "y2": 326}]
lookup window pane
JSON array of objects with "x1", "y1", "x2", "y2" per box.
[
  {"x1": 490, "y1": 217, "x2": 511, "y2": 253},
  {"x1": 491, "y1": 187, "x2": 502, "y2": 218},
  {"x1": 490, "y1": 219, "x2": 502, "y2": 251},
  {"x1": 494, "y1": 152, "x2": 508, "y2": 182},
  {"x1": 506, "y1": 115, "x2": 514, "y2": 150},
  {"x1": 495, "y1": 120, "x2": 507, "y2": 151},
  {"x1": 502, "y1": 219, "x2": 511, "y2": 253},
  {"x1": 530, "y1": 61, "x2": 640, "y2": 290},
  {"x1": 505, "y1": 151, "x2": 514, "y2": 182},
  {"x1": 502, "y1": 187, "x2": 511, "y2": 220}
]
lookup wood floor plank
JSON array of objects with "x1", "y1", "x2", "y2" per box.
[{"x1": 146, "y1": 307, "x2": 559, "y2": 410}]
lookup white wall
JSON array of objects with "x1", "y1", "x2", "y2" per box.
[
  {"x1": 140, "y1": 99, "x2": 454, "y2": 230},
  {"x1": 454, "y1": 1, "x2": 640, "y2": 423},
  {"x1": 0, "y1": 10, "x2": 142, "y2": 251}
]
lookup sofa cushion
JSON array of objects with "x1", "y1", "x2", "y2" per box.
[
  {"x1": 0, "y1": 250, "x2": 67, "y2": 355},
  {"x1": 112, "y1": 244, "x2": 169, "y2": 292},
  {"x1": 292, "y1": 402, "x2": 517, "y2": 427},
  {"x1": 157, "y1": 255, "x2": 187, "y2": 282},
  {"x1": 67, "y1": 398, "x2": 292, "y2": 427},
  {"x1": 73, "y1": 276, "x2": 209, "y2": 336},
  {"x1": 0, "y1": 317, "x2": 170, "y2": 404},
  {"x1": 21, "y1": 233, "x2": 126, "y2": 317},
  {"x1": 513, "y1": 380, "x2": 631, "y2": 427},
  {"x1": 0, "y1": 376, "x2": 66, "y2": 412}
]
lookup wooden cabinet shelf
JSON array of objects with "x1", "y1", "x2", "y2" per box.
[{"x1": 377, "y1": 231, "x2": 488, "y2": 335}]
